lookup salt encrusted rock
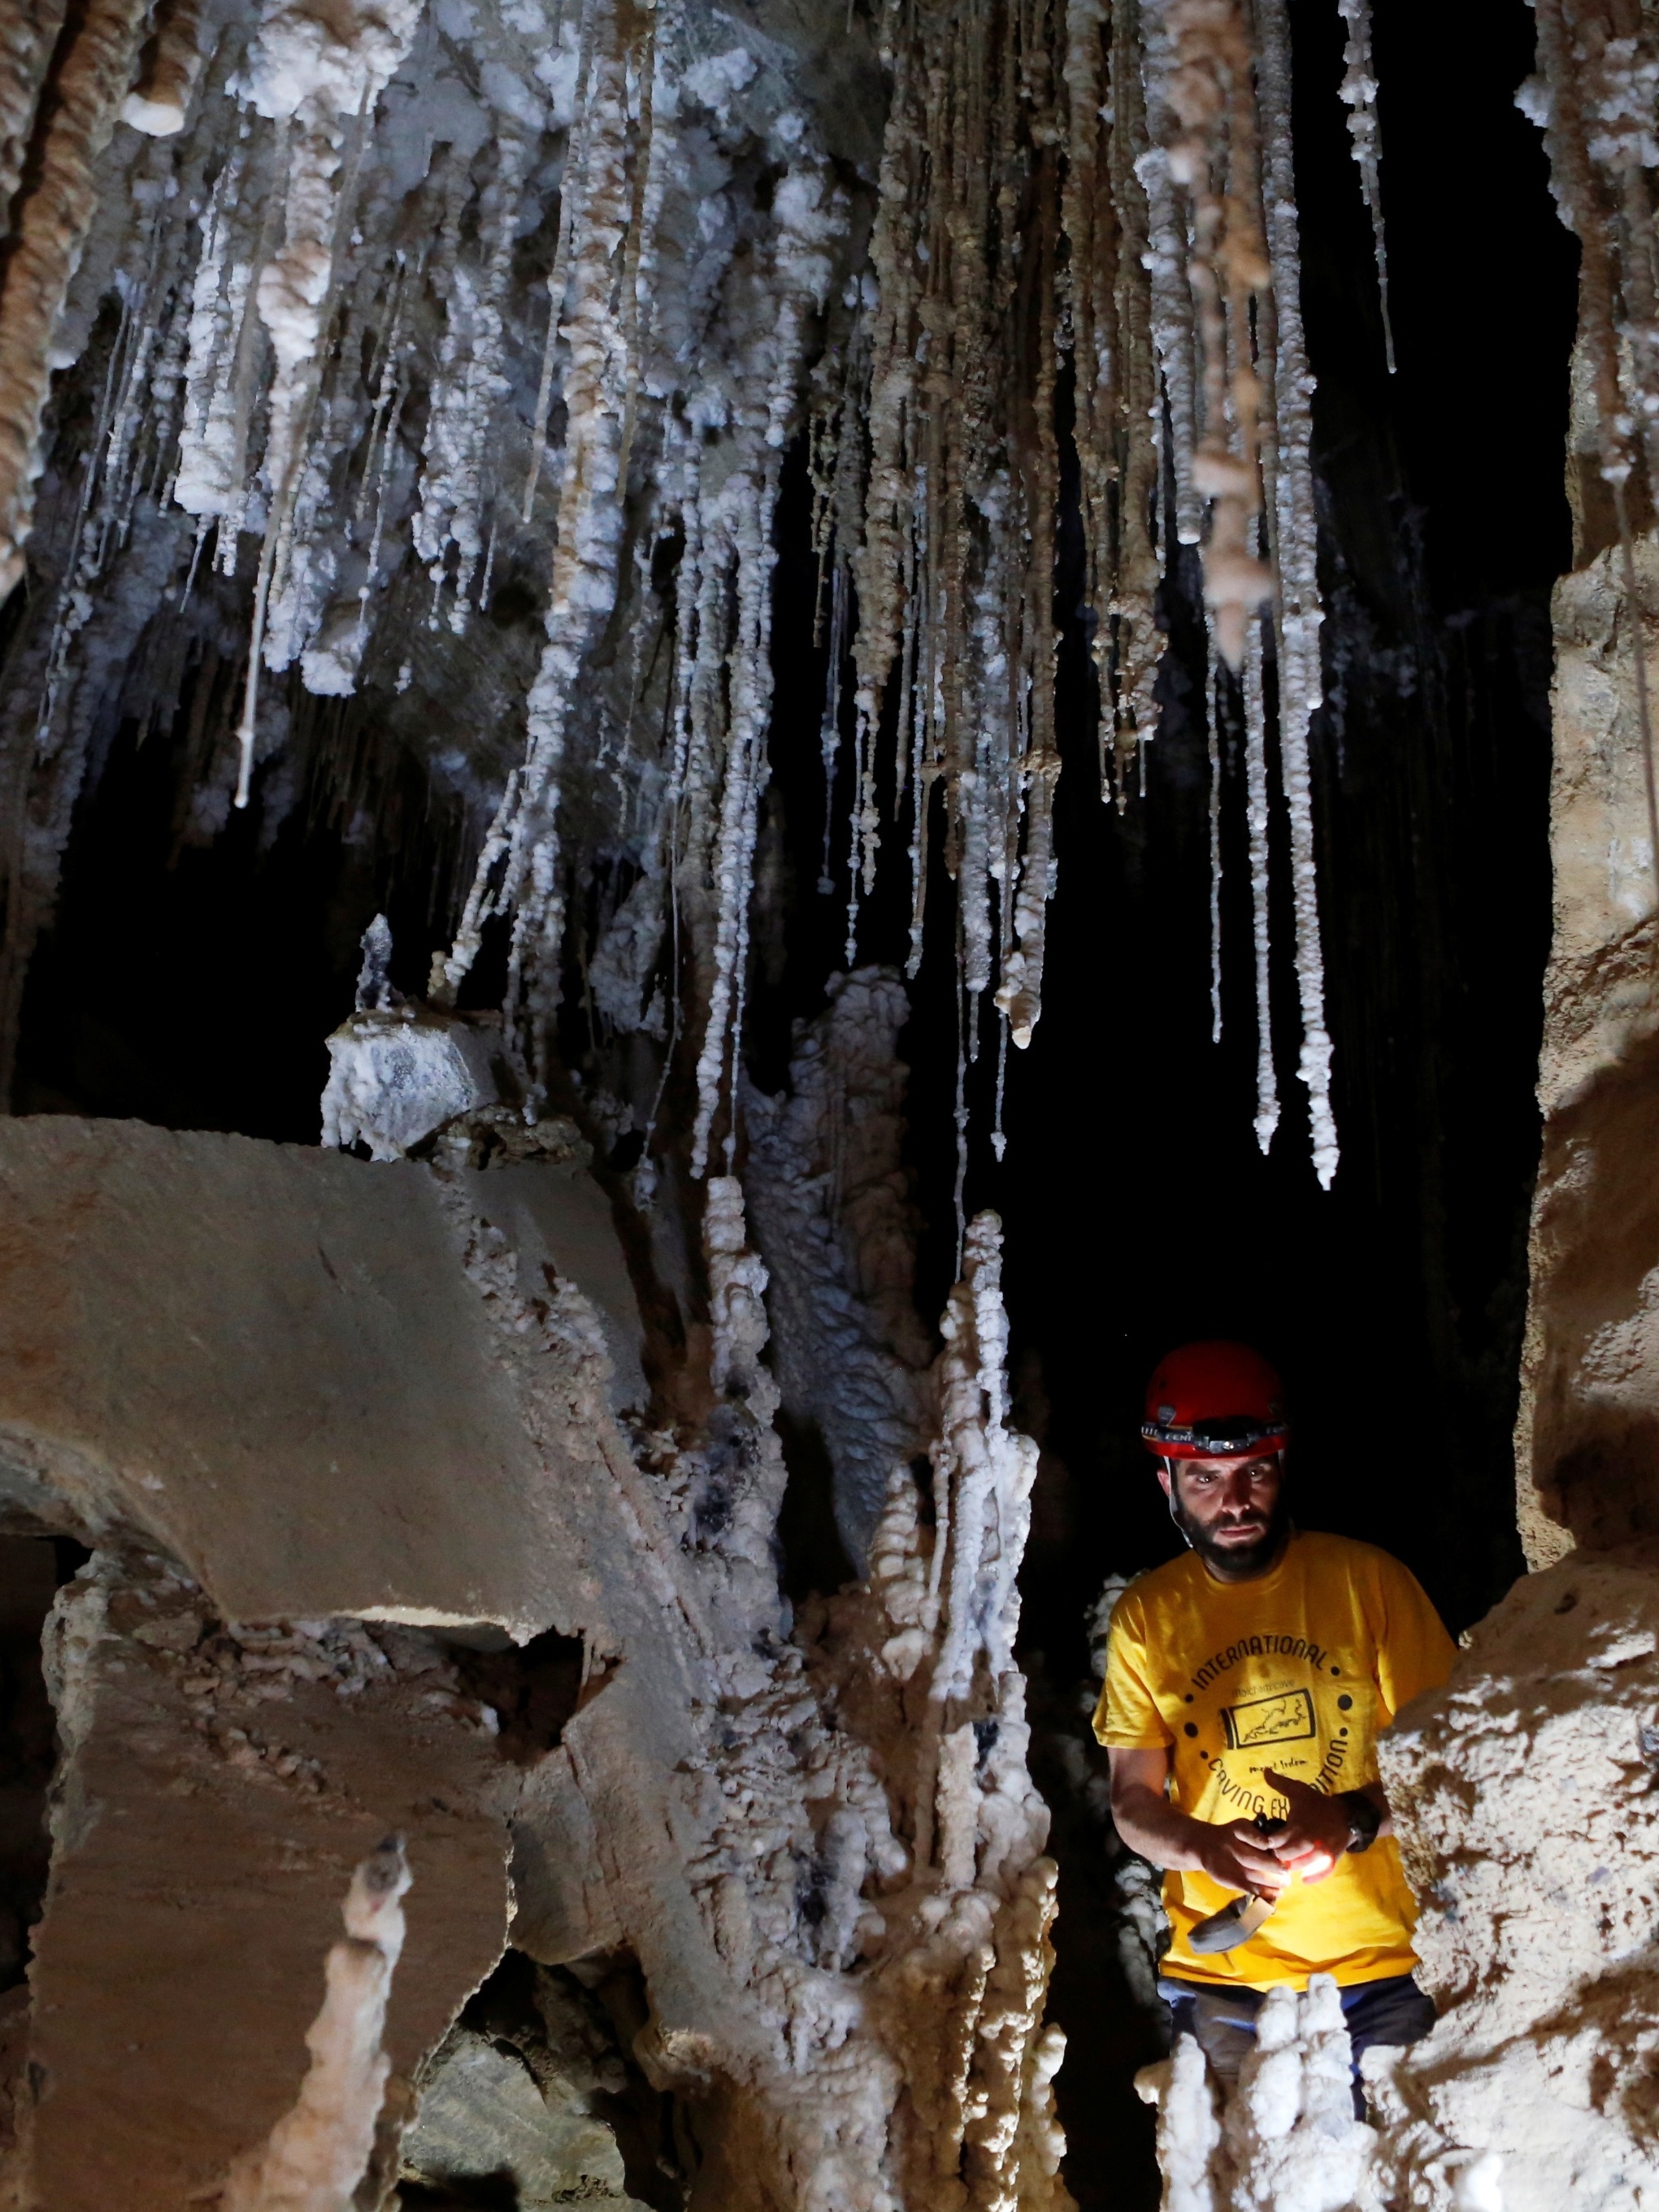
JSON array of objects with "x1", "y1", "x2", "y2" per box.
[
  {"x1": 400, "y1": 2025, "x2": 650, "y2": 2208},
  {"x1": 1367, "y1": 1546, "x2": 1659, "y2": 2212},
  {"x1": 320, "y1": 1005, "x2": 502, "y2": 1161},
  {"x1": 1136, "y1": 1977, "x2": 1375, "y2": 2212}
]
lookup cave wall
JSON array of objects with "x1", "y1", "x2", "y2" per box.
[{"x1": 1517, "y1": 527, "x2": 1659, "y2": 1563}]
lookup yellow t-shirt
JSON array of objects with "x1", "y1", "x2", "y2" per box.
[{"x1": 1092, "y1": 1529, "x2": 1456, "y2": 1990}]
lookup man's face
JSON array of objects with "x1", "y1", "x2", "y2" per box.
[{"x1": 1157, "y1": 1453, "x2": 1287, "y2": 1581}]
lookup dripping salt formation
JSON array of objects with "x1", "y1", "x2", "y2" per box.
[{"x1": 0, "y1": 0, "x2": 1361, "y2": 1194}]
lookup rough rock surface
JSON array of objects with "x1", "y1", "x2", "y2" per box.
[
  {"x1": 0, "y1": 1115, "x2": 643, "y2": 1631},
  {"x1": 744, "y1": 967, "x2": 933, "y2": 1568},
  {"x1": 21, "y1": 1549, "x2": 513, "y2": 2212},
  {"x1": 1366, "y1": 1546, "x2": 1659, "y2": 2211},
  {"x1": 401, "y1": 2024, "x2": 651, "y2": 2207},
  {"x1": 1517, "y1": 536, "x2": 1659, "y2": 1565}
]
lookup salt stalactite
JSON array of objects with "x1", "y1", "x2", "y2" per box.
[
  {"x1": 1062, "y1": 0, "x2": 1162, "y2": 792},
  {"x1": 120, "y1": 0, "x2": 209, "y2": 137},
  {"x1": 1243, "y1": 614, "x2": 1280, "y2": 1152},
  {"x1": 845, "y1": 0, "x2": 1066, "y2": 1055},
  {"x1": 690, "y1": 452, "x2": 783, "y2": 1176},
  {"x1": 1038, "y1": 0, "x2": 1335, "y2": 1180},
  {"x1": 230, "y1": 0, "x2": 424, "y2": 805},
  {"x1": 1257, "y1": 0, "x2": 1339, "y2": 1186},
  {"x1": 0, "y1": 0, "x2": 155, "y2": 600},
  {"x1": 30, "y1": 172, "x2": 184, "y2": 745},
  {"x1": 440, "y1": 0, "x2": 644, "y2": 1079},
  {"x1": 1527, "y1": 2, "x2": 1659, "y2": 514},
  {"x1": 173, "y1": 150, "x2": 256, "y2": 531},
  {"x1": 263, "y1": 280, "x2": 376, "y2": 683},
  {"x1": 820, "y1": 0, "x2": 1338, "y2": 1173},
  {"x1": 414, "y1": 134, "x2": 528, "y2": 635},
  {"x1": 1143, "y1": 0, "x2": 1275, "y2": 671},
  {"x1": 220, "y1": 1837, "x2": 412, "y2": 2212},
  {"x1": 0, "y1": 4, "x2": 68, "y2": 220},
  {"x1": 1136, "y1": 29, "x2": 1205, "y2": 555},
  {"x1": 1335, "y1": 0, "x2": 1395, "y2": 373},
  {"x1": 1208, "y1": 666, "x2": 1223, "y2": 1044},
  {"x1": 681, "y1": 163, "x2": 840, "y2": 1176}
]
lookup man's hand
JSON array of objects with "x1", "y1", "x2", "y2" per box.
[
  {"x1": 1194, "y1": 1817, "x2": 1292, "y2": 1898},
  {"x1": 1261, "y1": 1768, "x2": 1352, "y2": 1882}
]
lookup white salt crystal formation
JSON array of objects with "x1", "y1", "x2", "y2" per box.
[
  {"x1": 220, "y1": 1837, "x2": 413, "y2": 2212},
  {"x1": 1366, "y1": 1550, "x2": 1659, "y2": 2212},
  {"x1": 320, "y1": 1006, "x2": 501, "y2": 1160},
  {"x1": 1136, "y1": 1977, "x2": 1376, "y2": 2212}
]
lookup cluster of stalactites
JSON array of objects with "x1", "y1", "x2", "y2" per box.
[
  {"x1": 436, "y1": 0, "x2": 659, "y2": 1083},
  {"x1": 805, "y1": 0, "x2": 1066, "y2": 1095},
  {"x1": 434, "y1": 0, "x2": 843, "y2": 1160},
  {"x1": 8, "y1": 0, "x2": 1354, "y2": 1198},
  {"x1": 803, "y1": 0, "x2": 1340, "y2": 1186}
]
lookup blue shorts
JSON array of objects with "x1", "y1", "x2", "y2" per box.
[{"x1": 1158, "y1": 1971, "x2": 1435, "y2": 2117}]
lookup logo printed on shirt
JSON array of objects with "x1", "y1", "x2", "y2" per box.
[{"x1": 1219, "y1": 1686, "x2": 1316, "y2": 1750}]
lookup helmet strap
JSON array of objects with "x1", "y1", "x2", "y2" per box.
[{"x1": 1163, "y1": 1459, "x2": 1194, "y2": 1549}]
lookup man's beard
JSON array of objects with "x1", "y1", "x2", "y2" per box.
[{"x1": 1172, "y1": 1486, "x2": 1292, "y2": 1580}]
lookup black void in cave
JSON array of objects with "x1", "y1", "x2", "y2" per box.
[
  {"x1": 0, "y1": 1538, "x2": 89, "y2": 1999},
  {"x1": 5, "y1": 0, "x2": 1576, "y2": 2206}
]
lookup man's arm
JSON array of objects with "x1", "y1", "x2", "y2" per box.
[{"x1": 1108, "y1": 1746, "x2": 1293, "y2": 1897}]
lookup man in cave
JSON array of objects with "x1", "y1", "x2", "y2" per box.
[{"x1": 1094, "y1": 1339, "x2": 1457, "y2": 2106}]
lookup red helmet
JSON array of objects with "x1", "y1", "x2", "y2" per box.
[{"x1": 1142, "y1": 1341, "x2": 1289, "y2": 1459}]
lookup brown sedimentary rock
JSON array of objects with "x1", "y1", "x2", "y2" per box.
[
  {"x1": 0, "y1": 0, "x2": 150, "y2": 601},
  {"x1": 219, "y1": 1836, "x2": 414, "y2": 2212},
  {"x1": 20, "y1": 1552, "x2": 512, "y2": 2212},
  {"x1": 1515, "y1": 536, "x2": 1659, "y2": 1564},
  {"x1": 0, "y1": 1117, "x2": 643, "y2": 1630}
]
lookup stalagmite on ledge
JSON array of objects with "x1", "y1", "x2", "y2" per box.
[{"x1": 219, "y1": 1837, "x2": 413, "y2": 2212}]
